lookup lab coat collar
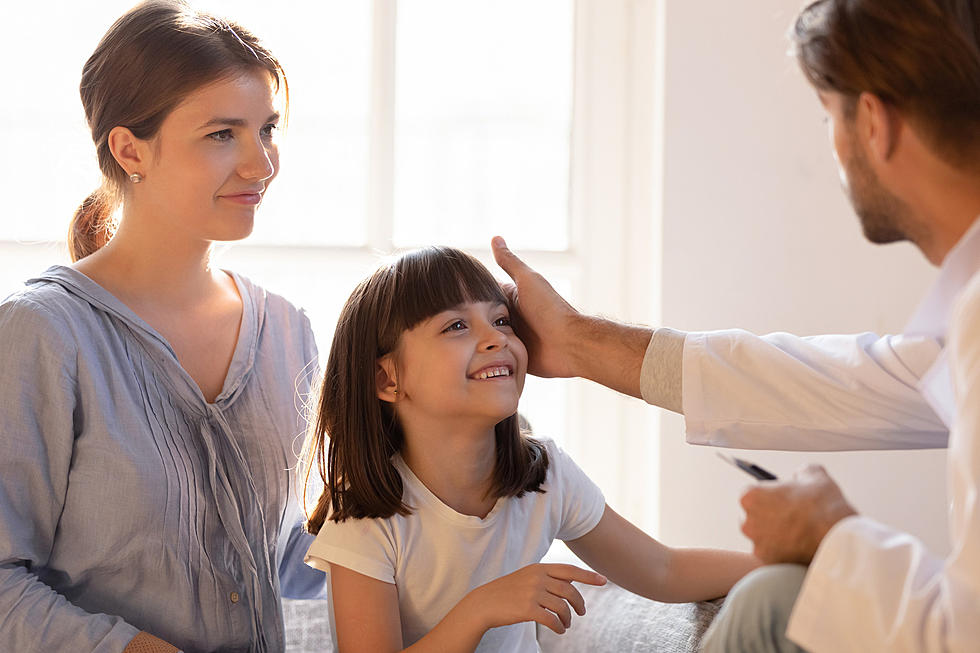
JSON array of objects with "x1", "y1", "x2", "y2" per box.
[{"x1": 904, "y1": 216, "x2": 980, "y2": 342}]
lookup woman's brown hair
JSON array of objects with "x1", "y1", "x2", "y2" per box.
[
  {"x1": 304, "y1": 247, "x2": 549, "y2": 532},
  {"x1": 69, "y1": 0, "x2": 288, "y2": 262},
  {"x1": 792, "y1": 0, "x2": 980, "y2": 166}
]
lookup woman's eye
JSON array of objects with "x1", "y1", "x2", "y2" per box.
[
  {"x1": 261, "y1": 123, "x2": 278, "y2": 139},
  {"x1": 208, "y1": 129, "x2": 233, "y2": 142},
  {"x1": 443, "y1": 320, "x2": 466, "y2": 333}
]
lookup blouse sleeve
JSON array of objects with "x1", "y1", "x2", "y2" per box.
[
  {"x1": 0, "y1": 296, "x2": 139, "y2": 652},
  {"x1": 277, "y1": 307, "x2": 328, "y2": 599}
]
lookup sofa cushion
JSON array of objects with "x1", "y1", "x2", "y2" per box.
[
  {"x1": 536, "y1": 583, "x2": 723, "y2": 653},
  {"x1": 283, "y1": 585, "x2": 722, "y2": 652}
]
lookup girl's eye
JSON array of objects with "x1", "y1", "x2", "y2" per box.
[
  {"x1": 207, "y1": 129, "x2": 233, "y2": 142},
  {"x1": 493, "y1": 316, "x2": 512, "y2": 328},
  {"x1": 443, "y1": 320, "x2": 466, "y2": 333},
  {"x1": 261, "y1": 123, "x2": 278, "y2": 139}
]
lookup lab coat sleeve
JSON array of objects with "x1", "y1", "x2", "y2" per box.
[
  {"x1": 678, "y1": 329, "x2": 948, "y2": 450},
  {"x1": 0, "y1": 296, "x2": 140, "y2": 652},
  {"x1": 786, "y1": 279, "x2": 980, "y2": 652}
]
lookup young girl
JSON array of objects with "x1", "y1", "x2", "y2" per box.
[{"x1": 303, "y1": 246, "x2": 758, "y2": 652}]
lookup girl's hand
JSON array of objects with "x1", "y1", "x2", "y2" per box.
[{"x1": 468, "y1": 563, "x2": 607, "y2": 635}]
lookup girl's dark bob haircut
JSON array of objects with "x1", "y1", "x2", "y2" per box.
[{"x1": 304, "y1": 246, "x2": 549, "y2": 531}]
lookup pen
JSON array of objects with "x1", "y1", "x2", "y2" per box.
[{"x1": 716, "y1": 453, "x2": 778, "y2": 481}]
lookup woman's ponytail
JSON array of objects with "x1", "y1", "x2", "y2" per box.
[{"x1": 68, "y1": 187, "x2": 118, "y2": 262}]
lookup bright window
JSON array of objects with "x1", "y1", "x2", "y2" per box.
[{"x1": 1, "y1": 0, "x2": 659, "y2": 531}]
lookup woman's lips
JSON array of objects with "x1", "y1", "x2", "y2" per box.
[{"x1": 220, "y1": 193, "x2": 262, "y2": 205}]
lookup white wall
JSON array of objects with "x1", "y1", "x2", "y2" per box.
[{"x1": 654, "y1": 1, "x2": 949, "y2": 554}]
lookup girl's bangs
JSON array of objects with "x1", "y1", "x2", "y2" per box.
[{"x1": 389, "y1": 247, "x2": 507, "y2": 334}]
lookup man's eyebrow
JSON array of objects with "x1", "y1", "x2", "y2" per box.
[{"x1": 199, "y1": 113, "x2": 280, "y2": 129}]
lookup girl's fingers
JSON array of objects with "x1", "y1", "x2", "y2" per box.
[
  {"x1": 543, "y1": 563, "x2": 607, "y2": 586},
  {"x1": 534, "y1": 607, "x2": 567, "y2": 635},
  {"x1": 538, "y1": 593, "x2": 573, "y2": 629},
  {"x1": 546, "y1": 578, "x2": 586, "y2": 616}
]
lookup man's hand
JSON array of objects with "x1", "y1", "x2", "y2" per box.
[
  {"x1": 491, "y1": 236, "x2": 583, "y2": 378},
  {"x1": 740, "y1": 465, "x2": 857, "y2": 565}
]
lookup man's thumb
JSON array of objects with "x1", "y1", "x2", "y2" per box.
[{"x1": 492, "y1": 236, "x2": 523, "y2": 279}]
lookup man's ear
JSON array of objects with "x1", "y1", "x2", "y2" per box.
[
  {"x1": 376, "y1": 355, "x2": 399, "y2": 403},
  {"x1": 858, "y1": 91, "x2": 901, "y2": 162},
  {"x1": 107, "y1": 126, "x2": 150, "y2": 179}
]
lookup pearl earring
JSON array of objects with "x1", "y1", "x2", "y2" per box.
[{"x1": 129, "y1": 172, "x2": 144, "y2": 184}]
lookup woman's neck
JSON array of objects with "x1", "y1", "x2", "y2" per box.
[
  {"x1": 400, "y1": 422, "x2": 499, "y2": 519},
  {"x1": 73, "y1": 212, "x2": 225, "y2": 310}
]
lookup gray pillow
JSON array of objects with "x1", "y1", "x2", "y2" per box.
[{"x1": 536, "y1": 583, "x2": 723, "y2": 653}]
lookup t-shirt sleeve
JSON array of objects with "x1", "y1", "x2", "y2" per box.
[
  {"x1": 546, "y1": 440, "x2": 606, "y2": 541},
  {"x1": 305, "y1": 514, "x2": 398, "y2": 585}
]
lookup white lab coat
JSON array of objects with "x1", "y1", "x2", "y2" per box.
[{"x1": 663, "y1": 218, "x2": 980, "y2": 651}]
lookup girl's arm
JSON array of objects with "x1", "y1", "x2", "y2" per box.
[
  {"x1": 566, "y1": 504, "x2": 760, "y2": 603},
  {"x1": 330, "y1": 562, "x2": 607, "y2": 653}
]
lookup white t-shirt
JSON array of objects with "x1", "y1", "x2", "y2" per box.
[{"x1": 305, "y1": 438, "x2": 605, "y2": 652}]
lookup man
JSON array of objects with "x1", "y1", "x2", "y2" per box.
[{"x1": 491, "y1": 1, "x2": 980, "y2": 651}]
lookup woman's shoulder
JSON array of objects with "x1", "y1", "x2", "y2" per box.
[
  {"x1": 228, "y1": 270, "x2": 314, "y2": 332},
  {"x1": 0, "y1": 280, "x2": 85, "y2": 360},
  {"x1": 1, "y1": 278, "x2": 84, "y2": 335}
]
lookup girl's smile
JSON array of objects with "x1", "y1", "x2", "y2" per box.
[{"x1": 468, "y1": 364, "x2": 514, "y2": 380}]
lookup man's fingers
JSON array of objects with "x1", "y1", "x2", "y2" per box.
[{"x1": 543, "y1": 563, "x2": 607, "y2": 586}]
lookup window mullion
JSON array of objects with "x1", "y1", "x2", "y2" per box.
[{"x1": 365, "y1": 0, "x2": 398, "y2": 251}]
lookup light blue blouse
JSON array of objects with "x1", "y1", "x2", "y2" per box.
[{"x1": 0, "y1": 266, "x2": 326, "y2": 653}]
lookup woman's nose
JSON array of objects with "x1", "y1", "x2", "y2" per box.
[{"x1": 239, "y1": 139, "x2": 276, "y2": 182}]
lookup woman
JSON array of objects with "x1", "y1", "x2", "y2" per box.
[{"x1": 0, "y1": 1, "x2": 324, "y2": 651}]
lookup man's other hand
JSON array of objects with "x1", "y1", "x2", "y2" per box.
[{"x1": 740, "y1": 465, "x2": 858, "y2": 565}]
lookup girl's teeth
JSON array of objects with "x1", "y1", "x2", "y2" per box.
[{"x1": 477, "y1": 367, "x2": 510, "y2": 379}]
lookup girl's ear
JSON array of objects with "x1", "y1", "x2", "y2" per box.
[{"x1": 376, "y1": 355, "x2": 399, "y2": 403}]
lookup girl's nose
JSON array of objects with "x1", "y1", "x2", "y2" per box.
[{"x1": 479, "y1": 325, "x2": 509, "y2": 351}]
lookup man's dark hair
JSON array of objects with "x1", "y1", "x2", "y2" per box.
[{"x1": 792, "y1": 0, "x2": 980, "y2": 166}]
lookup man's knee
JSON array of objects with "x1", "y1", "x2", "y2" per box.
[{"x1": 700, "y1": 564, "x2": 808, "y2": 653}]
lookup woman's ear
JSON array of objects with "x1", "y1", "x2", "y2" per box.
[
  {"x1": 376, "y1": 356, "x2": 399, "y2": 403},
  {"x1": 107, "y1": 126, "x2": 149, "y2": 180}
]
